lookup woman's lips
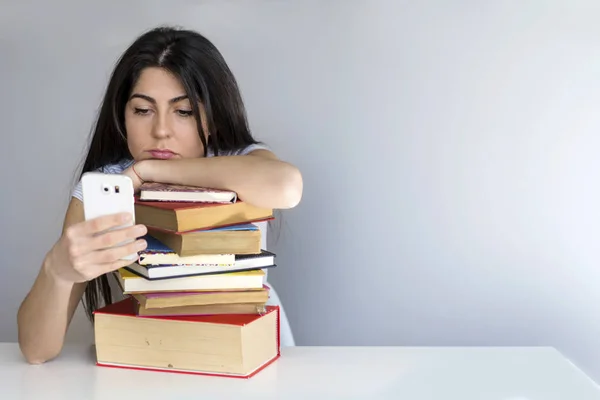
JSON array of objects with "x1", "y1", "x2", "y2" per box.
[{"x1": 148, "y1": 150, "x2": 176, "y2": 159}]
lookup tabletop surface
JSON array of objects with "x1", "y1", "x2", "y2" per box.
[{"x1": 1, "y1": 343, "x2": 599, "y2": 399}]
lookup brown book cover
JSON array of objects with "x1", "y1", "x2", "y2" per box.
[
  {"x1": 147, "y1": 226, "x2": 262, "y2": 257},
  {"x1": 132, "y1": 285, "x2": 271, "y2": 309},
  {"x1": 134, "y1": 198, "x2": 273, "y2": 233},
  {"x1": 135, "y1": 301, "x2": 267, "y2": 317}
]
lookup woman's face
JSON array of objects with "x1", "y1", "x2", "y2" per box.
[{"x1": 124, "y1": 67, "x2": 207, "y2": 161}]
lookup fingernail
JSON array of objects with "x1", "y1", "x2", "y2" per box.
[
  {"x1": 136, "y1": 240, "x2": 147, "y2": 250},
  {"x1": 121, "y1": 213, "x2": 132, "y2": 222}
]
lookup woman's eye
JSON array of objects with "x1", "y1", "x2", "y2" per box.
[
  {"x1": 134, "y1": 108, "x2": 150, "y2": 115},
  {"x1": 177, "y1": 110, "x2": 193, "y2": 117}
]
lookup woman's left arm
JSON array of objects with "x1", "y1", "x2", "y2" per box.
[{"x1": 132, "y1": 150, "x2": 303, "y2": 210}]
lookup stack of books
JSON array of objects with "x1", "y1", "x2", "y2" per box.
[{"x1": 93, "y1": 183, "x2": 281, "y2": 378}]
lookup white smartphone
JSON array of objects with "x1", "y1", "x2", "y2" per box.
[{"x1": 81, "y1": 172, "x2": 138, "y2": 261}]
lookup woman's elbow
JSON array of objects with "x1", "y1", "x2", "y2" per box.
[
  {"x1": 278, "y1": 165, "x2": 303, "y2": 209},
  {"x1": 23, "y1": 354, "x2": 49, "y2": 365},
  {"x1": 18, "y1": 320, "x2": 60, "y2": 364},
  {"x1": 18, "y1": 340, "x2": 58, "y2": 365}
]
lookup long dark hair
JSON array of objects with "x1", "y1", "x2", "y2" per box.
[{"x1": 78, "y1": 26, "x2": 260, "y2": 320}]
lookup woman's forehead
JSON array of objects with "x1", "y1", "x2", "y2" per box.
[{"x1": 131, "y1": 67, "x2": 188, "y2": 101}]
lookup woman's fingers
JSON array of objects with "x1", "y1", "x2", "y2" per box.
[
  {"x1": 78, "y1": 238, "x2": 148, "y2": 267},
  {"x1": 54, "y1": 212, "x2": 147, "y2": 284},
  {"x1": 83, "y1": 224, "x2": 147, "y2": 253},
  {"x1": 76, "y1": 212, "x2": 134, "y2": 237}
]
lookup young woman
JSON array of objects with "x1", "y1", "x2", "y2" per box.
[{"x1": 17, "y1": 26, "x2": 303, "y2": 364}]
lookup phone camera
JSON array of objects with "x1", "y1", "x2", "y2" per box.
[{"x1": 102, "y1": 185, "x2": 110, "y2": 194}]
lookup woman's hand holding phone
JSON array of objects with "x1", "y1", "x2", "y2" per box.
[
  {"x1": 43, "y1": 172, "x2": 148, "y2": 284},
  {"x1": 46, "y1": 213, "x2": 147, "y2": 284}
]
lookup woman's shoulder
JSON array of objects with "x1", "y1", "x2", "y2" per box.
[
  {"x1": 207, "y1": 142, "x2": 270, "y2": 157},
  {"x1": 71, "y1": 159, "x2": 134, "y2": 201},
  {"x1": 100, "y1": 159, "x2": 135, "y2": 174}
]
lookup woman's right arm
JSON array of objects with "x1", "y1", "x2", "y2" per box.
[{"x1": 17, "y1": 197, "x2": 147, "y2": 364}]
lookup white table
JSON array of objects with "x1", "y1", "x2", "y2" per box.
[{"x1": 0, "y1": 343, "x2": 598, "y2": 399}]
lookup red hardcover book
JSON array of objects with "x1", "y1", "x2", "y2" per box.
[{"x1": 93, "y1": 297, "x2": 280, "y2": 378}]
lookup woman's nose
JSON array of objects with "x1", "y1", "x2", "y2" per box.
[{"x1": 151, "y1": 113, "x2": 173, "y2": 138}]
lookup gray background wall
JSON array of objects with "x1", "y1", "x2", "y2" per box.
[{"x1": 3, "y1": 0, "x2": 600, "y2": 382}]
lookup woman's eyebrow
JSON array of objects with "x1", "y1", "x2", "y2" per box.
[{"x1": 129, "y1": 93, "x2": 189, "y2": 104}]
